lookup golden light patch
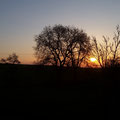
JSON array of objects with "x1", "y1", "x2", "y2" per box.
[{"x1": 90, "y1": 58, "x2": 96, "y2": 62}]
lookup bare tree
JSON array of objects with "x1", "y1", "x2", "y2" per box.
[
  {"x1": 0, "y1": 53, "x2": 21, "y2": 64},
  {"x1": 92, "y1": 25, "x2": 120, "y2": 68},
  {"x1": 92, "y1": 37, "x2": 111, "y2": 68},
  {"x1": 34, "y1": 25, "x2": 91, "y2": 67},
  {"x1": 110, "y1": 25, "x2": 120, "y2": 66}
]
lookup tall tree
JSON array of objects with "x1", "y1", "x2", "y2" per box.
[
  {"x1": 92, "y1": 37, "x2": 111, "y2": 68},
  {"x1": 92, "y1": 25, "x2": 120, "y2": 68},
  {"x1": 34, "y1": 25, "x2": 91, "y2": 67},
  {"x1": 111, "y1": 25, "x2": 120, "y2": 66}
]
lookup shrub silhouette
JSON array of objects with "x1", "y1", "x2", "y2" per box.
[{"x1": 0, "y1": 53, "x2": 21, "y2": 64}]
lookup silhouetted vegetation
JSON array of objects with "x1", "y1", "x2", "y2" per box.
[
  {"x1": 34, "y1": 25, "x2": 92, "y2": 67},
  {"x1": 34, "y1": 24, "x2": 120, "y2": 68},
  {"x1": 1, "y1": 24, "x2": 120, "y2": 119},
  {"x1": 0, "y1": 0, "x2": 120, "y2": 118},
  {"x1": 92, "y1": 25, "x2": 120, "y2": 68},
  {"x1": 0, "y1": 53, "x2": 20, "y2": 64}
]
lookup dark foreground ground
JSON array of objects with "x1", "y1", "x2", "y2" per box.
[{"x1": 0, "y1": 64, "x2": 120, "y2": 119}]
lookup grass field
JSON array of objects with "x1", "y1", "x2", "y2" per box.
[{"x1": 0, "y1": 64, "x2": 120, "y2": 119}]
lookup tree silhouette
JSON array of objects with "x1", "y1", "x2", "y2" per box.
[
  {"x1": 34, "y1": 25, "x2": 91, "y2": 67},
  {"x1": 110, "y1": 25, "x2": 120, "y2": 66},
  {"x1": 0, "y1": 53, "x2": 21, "y2": 64},
  {"x1": 92, "y1": 37, "x2": 111, "y2": 68},
  {"x1": 0, "y1": 58, "x2": 7, "y2": 64},
  {"x1": 92, "y1": 25, "x2": 120, "y2": 68}
]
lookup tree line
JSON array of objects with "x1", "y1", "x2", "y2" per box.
[{"x1": 1, "y1": 24, "x2": 120, "y2": 68}]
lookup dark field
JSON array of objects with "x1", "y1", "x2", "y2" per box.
[{"x1": 0, "y1": 64, "x2": 120, "y2": 119}]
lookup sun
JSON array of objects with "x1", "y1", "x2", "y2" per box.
[{"x1": 90, "y1": 58, "x2": 96, "y2": 62}]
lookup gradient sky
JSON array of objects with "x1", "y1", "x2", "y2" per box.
[{"x1": 0, "y1": 0, "x2": 120, "y2": 64}]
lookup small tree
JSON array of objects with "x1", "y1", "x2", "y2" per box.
[
  {"x1": 0, "y1": 53, "x2": 21, "y2": 64},
  {"x1": 0, "y1": 58, "x2": 7, "y2": 64},
  {"x1": 7, "y1": 53, "x2": 21, "y2": 64},
  {"x1": 34, "y1": 25, "x2": 92, "y2": 67}
]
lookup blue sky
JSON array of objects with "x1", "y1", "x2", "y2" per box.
[{"x1": 0, "y1": 0, "x2": 120, "y2": 63}]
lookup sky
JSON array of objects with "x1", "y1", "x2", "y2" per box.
[{"x1": 0, "y1": 0, "x2": 120, "y2": 64}]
